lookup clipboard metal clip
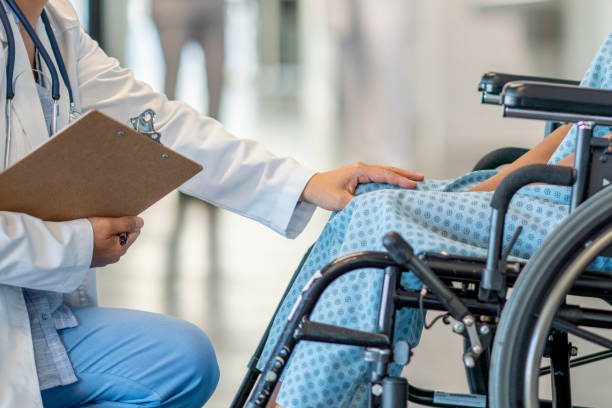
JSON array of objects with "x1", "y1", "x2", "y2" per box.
[{"x1": 130, "y1": 109, "x2": 162, "y2": 143}]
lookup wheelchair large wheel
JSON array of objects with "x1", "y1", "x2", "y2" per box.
[{"x1": 489, "y1": 187, "x2": 612, "y2": 407}]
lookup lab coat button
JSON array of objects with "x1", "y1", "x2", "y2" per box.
[{"x1": 41, "y1": 313, "x2": 49, "y2": 320}]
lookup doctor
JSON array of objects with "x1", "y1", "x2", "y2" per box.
[{"x1": 0, "y1": 1, "x2": 424, "y2": 407}]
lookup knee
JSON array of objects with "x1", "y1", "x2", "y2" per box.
[
  {"x1": 148, "y1": 317, "x2": 220, "y2": 406},
  {"x1": 173, "y1": 322, "x2": 220, "y2": 405}
]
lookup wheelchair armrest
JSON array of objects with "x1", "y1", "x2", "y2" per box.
[
  {"x1": 502, "y1": 81, "x2": 612, "y2": 117},
  {"x1": 472, "y1": 147, "x2": 529, "y2": 171},
  {"x1": 480, "y1": 164, "x2": 576, "y2": 301},
  {"x1": 490, "y1": 164, "x2": 576, "y2": 213},
  {"x1": 478, "y1": 72, "x2": 579, "y2": 96}
]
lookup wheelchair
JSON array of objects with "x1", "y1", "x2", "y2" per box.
[{"x1": 231, "y1": 72, "x2": 612, "y2": 408}]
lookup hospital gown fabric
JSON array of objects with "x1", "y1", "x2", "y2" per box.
[{"x1": 259, "y1": 32, "x2": 612, "y2": 408}]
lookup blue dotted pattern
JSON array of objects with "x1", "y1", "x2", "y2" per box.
[{"x1": 260, "y1": 33, "x2": 612, "y2": 408}]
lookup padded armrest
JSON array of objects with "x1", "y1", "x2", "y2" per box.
[
  {"x1": 502, "y1": 81, "x2": 612, "y2": 116},
  {"x1": 478, "y1": 72, "x2": 579, "y2": 95}
]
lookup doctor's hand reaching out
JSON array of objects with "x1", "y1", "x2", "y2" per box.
[
  {"x1": 300, "y1": 162, "x2": 424, "y2": 211},
  {"x1": 88, "y1": 216, "x2": 144, "y2": 268}
]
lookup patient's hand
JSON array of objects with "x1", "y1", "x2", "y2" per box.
[
  {"x1": 88, "y1": 216, "x2": 144, "y2": 267},
  {"x1": 300, "y1": 162, "x2": 424, "y2": 211}
]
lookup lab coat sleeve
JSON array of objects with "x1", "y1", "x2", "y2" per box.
[
  {"x1": 75, "y1": 28, "x2": 317, "y2": 238},
  {"x1": 0, "y1": 212, "x2": 93, "y2": 292}
]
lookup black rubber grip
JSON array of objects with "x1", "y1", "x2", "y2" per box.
[
  {"x1": 383, "y1": 232, "x2": 469, "y2": 319},
  {"x1": 491, "y1": 164, "x2": 576, "y2": 212},
  {"x1": 382, "y1": 231, "x2": 415, "y2": 264}
]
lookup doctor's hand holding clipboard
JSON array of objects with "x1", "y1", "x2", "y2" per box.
[{"x1": 87, "y1": 216, "x2": 144, "y2": 268}]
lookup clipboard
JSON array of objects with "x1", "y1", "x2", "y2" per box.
[{"x1": 0, "y1": 109, "x2": 203, "y2": 221}]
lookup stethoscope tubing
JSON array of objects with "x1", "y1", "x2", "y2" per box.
[
  {"x1": 0, "y1": 0, "x2": 13, "y2": 169},
  {"x1": 5, "y1": 0, "x2": 60, "y2": 99},
  {"x1": 41, "y1": 10, "x2": 73, "y2": 105},
  {"x1": 0, "y1": 0, "x2": 75, "y2": 169}
]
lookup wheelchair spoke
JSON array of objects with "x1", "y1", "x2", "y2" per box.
[
  {"x1": 552, "y1": 318, "x2": 612, "y2": 350},
  {"x1": 540, "y1": 349, "x2": 612, "y2": 376}
]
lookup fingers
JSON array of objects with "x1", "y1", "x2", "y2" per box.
[
  {"x1": 88, "y1": 216, "x2": 144, "y2": 268},
  {"x1": 107, "y1": 216, "x2": 144, "y2": 234},
  {"x1": 299, "y1": 162, "x2": 425, "y2": 212},
  {"x1": 121, "y1": 230, "x2": 141, "y2": 251},
  {"x1": 355, "y1": 165, "x2": 420, "y2": 189},
  {"x1": 376, "y1": 165, "x2": 425, "y2": 181}
]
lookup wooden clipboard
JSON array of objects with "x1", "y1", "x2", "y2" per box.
[{"x1": 0, "y1": 110, "x2": 203, "y2": 221}]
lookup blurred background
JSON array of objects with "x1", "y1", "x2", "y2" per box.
[{"x1": 72, "y1": 0, "x2": 612, "y2": 406}]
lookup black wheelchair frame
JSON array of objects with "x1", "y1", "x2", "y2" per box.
[{"x1": 231, "y1": 73, "x2": 612, "y2": 408}]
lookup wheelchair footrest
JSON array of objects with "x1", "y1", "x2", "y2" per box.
[{"x1": 293, "y1": 319, "x2": 390, "y2": 348}]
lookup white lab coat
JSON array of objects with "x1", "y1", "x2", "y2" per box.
[{"x1": 0, "y1": 2, "x2": 316, "y2": 407}]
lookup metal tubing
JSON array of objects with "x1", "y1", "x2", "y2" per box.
[
  {"x1": 481, "y1": 93, "x2": 501, "y2": 105},
  {"x1": 544, "y1": 121, "x2": 564, "y2": 137},
  {"x1": 247, "y1": 252, "x2": 398, "y2": 407},
  {"x1": 51, "y1": 99, "x2": 59, "y2": 135},
  {"x1": 552, "y1": 318, "x2": 612, "y2": 350},
  {"x1": 395, "y1": 289, "x2": 612, "y2": 329},
  {"x1": 555, "y1": 305, "x2": 612, "y2": 329},
  {"x1": 4, "y1": 99, "x2": 11, "y2": 169},
  {"x1": 480, "y1": 209, "x2": 504, "y2": 301},
  {"x1": 396, "y1": 290, "x2": 497, "y2": 316},
  {"x1": 571, "y1": 122, "x2": 594, "y2": 210},
  {"x1": 504, "y1": 107, "x2": 612, "y2": 126},
  {"x1": 378, "y1": 267, "x2": 399, "y2": 336},
  {"x1": 232, "y1": 368, "x2": 259, "y2": 408},
  {"x1": 382, "y1": 377, "x2": 407, "y2": 408},
  {"x1": 540, "y1": 350, "x2": 612, "y2": 376},
  {"x1": 549, "y1": 331, "x2": 572, "y2": 408},
  {"x1": 422, "y1": 256, "x2": 612, "y2": 298}
]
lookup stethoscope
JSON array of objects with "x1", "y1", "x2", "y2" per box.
[{"x1": 0, "y1": 0, "x2": 76, "y2": 169}]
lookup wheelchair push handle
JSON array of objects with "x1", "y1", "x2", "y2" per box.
[{"x1": 383, "y1": 232, "x2": 469, "y2": 321}]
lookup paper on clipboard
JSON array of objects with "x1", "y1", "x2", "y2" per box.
[{"x1": 0, "y1": 110, "x2": 203, "y2": 221}]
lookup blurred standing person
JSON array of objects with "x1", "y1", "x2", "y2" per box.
[
  {"x1": 329, "y1": 0, "x2": 415, "y2": 168},
  {"x1": 152, "y1": 0, "x2": 226, "y2": 317},
  {"x1": 152, "y1": 0, "x2": 225, "y2": 118}
]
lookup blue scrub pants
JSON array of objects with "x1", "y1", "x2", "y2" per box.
[{"x1": 40, "y1": 307, "x2": 219, "y2": 408}]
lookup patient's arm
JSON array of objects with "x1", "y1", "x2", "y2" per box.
[{"x1": 467, "y1": 124, "x2": 573, "y2": 192}]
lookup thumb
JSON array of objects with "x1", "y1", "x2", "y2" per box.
[
  {"x1": 337, "y1": 190, "x2": 355, "y2": 210},
  {"x1": 109, "y1": 216, "x2": 144, "y2": 234}
]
